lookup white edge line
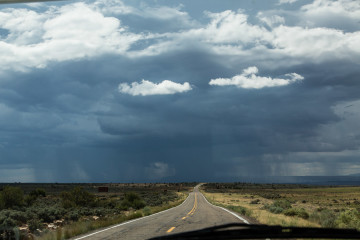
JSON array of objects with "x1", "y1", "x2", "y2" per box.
[
  {"x1": 73, "y1": 193, "x2": 192, "y2": 240},
  {"x1": 200, "y1": 192, "x2": 250, "y2": 224}
]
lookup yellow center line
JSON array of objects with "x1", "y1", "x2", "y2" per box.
[
  {"x1": 184, "y1": 193, "x2": 197, "y2": 218},
  {"x1": 167, "y1": 227, "x2": 175, "y2": 233}
]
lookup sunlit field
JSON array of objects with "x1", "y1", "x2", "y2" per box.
[{"x1": 202, "y1": 183, "x2": 360, "y2": 229}]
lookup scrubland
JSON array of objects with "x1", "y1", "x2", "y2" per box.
[
  {"x1": 0, "y1": 183, "x2": 195, "y2": 239},
  {"x1": 202, "y1": 183, "x2": 360, "y2": 230}
]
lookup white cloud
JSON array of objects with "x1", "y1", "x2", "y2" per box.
[
  {"x1": 209, "y1": 66, "x2": 303, "y2": 89},
  {"x1": 271, "y1": 25, "x2": 360, "y2": 59},
  {"x1": 93, "y1": 0, "x2": 136, "y2": 15},
  {"x1": 0, "y1": 2, "x2": 143, "y2": 72},
  {"x1": 278, "y1": 0, "x2": 298, "y2": 5},
  {"x1": 191, "y1": 10, "x2": 270, "y2": 44},
  {"x1": 119, "y1": 80, "x2": 192, "y2": 96},
  {"x1": 301, "y1": 0, "x2": 360, "y2": 29},
  {"x1": 258, "y1": 13, "x2": 285, "y2": 28}
]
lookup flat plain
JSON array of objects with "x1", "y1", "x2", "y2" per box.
[{"x1": 202, "y1": 183, "x2": 360, "y2": 229}]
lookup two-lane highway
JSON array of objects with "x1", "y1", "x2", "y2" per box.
[{"x1": 73, "y1": 185, "x2": 248, "y2": 240}]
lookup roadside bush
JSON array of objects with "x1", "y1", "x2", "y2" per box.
[
  {"x1": 0, "y1": 186, "x2": 24, "y2": 209},
  {"x1": 118, "y1": 192, "x2": 146, "y2": 210},
  {"x1": 273, "y1": 200, "x2": 292, "y2": 210},
  {"x1": 28, "y1": 218, "x2": 43, "y2": 232},
  {"x1": 60, "y1": 187, "x2": 95, "y2": 208},
  {"x1": 310, "y1": 208, "x2": 337, "y2": 228},
  {"x1": 268, "y1": 206, "x2": 284, "y2": 214},
  {"x1": 0, "y1": 210, "x2": 18, "y2": 238},
  {"x1": 265, "y1": 199, "x2": 292, "y2": 214},
  {"x1": 143, "y1": 206, "x2": 152, "y2": 216},
  {"x1": 37, "y1": 206, "x2": 64, "y2": 222},
  {"x1": 8, "y1": 210, "x2": 27, "y2": 224},
  {"x1": 283, "y1": 208, "x2": 309, "y2": 219},
  {"x1": 335, "y1": 209, "x2": 360, "y2": 230},
  {"x1": 25, "y1": 188, "x2": 47, "y2": 206},
  {"x1": 227, "y1": 205, "x2": 252, "y2": 217},
  {"x1": 67, "y1": 211, "x2": 80, "y2": 221},
  {"x1": 132, "y1": 199, "x2": 146, "y2": 209},
  {"x1": 30, "y1": 188, "x2": 46, "y2": 198}
]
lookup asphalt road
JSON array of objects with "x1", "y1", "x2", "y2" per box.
[{"x1": 73, "y1": 185, "x2": 248, "y2": 240}]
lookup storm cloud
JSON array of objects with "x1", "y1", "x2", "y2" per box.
[{"x1": 0, "y1": 0, "x2": 360, "y2": 182}]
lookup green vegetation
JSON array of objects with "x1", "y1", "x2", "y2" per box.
[
  {"x1": 264, "y1": 199, "x2": 292, "y2": 214},
  {"x1": 202, "y1": 183, "x2": 360, "y2": 229},
  {"x1": 0, "y1": 183, "x2": 193, "y2": 239},
  {"x1": 118, "y1": 192, "x2": 146, "y2": 210},
  {"x1": 60, "y1": 187, "x2": 95, "y2": 208},
  {"x1": 0, "y1": 186, "x2": 24, "y2": 209}
]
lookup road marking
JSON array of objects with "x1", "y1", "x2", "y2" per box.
[
  {"x1": 185, "y1": 193, "x2": 197, "y2": 217},
  {"x1": 73, "y1": 193, "x2": 192, "y2": 240},
  {"x1": 201, "y1": 192, "x2": 250, "y2": 224},
  {"x1": 167, "y1": 227, "x2": 175, "y2": 233},
  {"x1": 182, "y1": 217, "x2": 186, "y2": 220}
]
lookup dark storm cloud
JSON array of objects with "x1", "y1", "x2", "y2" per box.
[{"x1": 1, "y1": 0, "x2": 360, "y2": 182}]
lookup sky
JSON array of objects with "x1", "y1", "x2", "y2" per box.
[{"x1": 0, "y1": 0, "x2": 360, "y2": 182}]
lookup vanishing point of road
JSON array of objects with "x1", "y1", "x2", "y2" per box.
[{"x1": 72, "y1": 184, "x2": 249, "y2": 240}]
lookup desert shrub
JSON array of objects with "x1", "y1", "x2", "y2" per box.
[
  {"x1": 132, "y1": 199, "x2": 146, "y2": 209},
  {"x1": 118, "y1": 192, "x2": 146, "y2": 210},
  {"x1": 335, "y1": 209, "x2": 360, "y2": 230},
  {"x1": 0, "y1": 211, "x2": 16, "y2": 226},
  {"x1": 0, "y1": 213, "x2": 18, "y2": 240},
  {"x1": 227, "y1": 205, "x2": 251, "y2": 217},
  {"x1": 0, "y1": 196, "x2": 4, "y2": 210},
  {"x1": 143, "y1": 206, "x2": 152, "y2": 216},
  {"x1": 118, "y1": 199, "x2": 132, "y2": 210},
  {"x1": 60, "y1": 187, "x2": 95, "y2": 208},
  {"x1": 144, "y1": 191, "x2": 178, "y2": 206},
  {"x1": 28, "y1": 218, "x2": 43, "y2": 232},
  {"x1": 37, "y1": 206, "x2": 64, "y2": 222},
  {"x1": 264, "y1": 199, "x2": 292, "y2": 214},
  {"x1": 0, "y1": 186, "x2": 24, "y2": 209},
  {"x1": 8, "y1": 211, "x2": 27, "y2": 224},
  {"x1": 24, "y1": 195, "x2": 37, "y2": 206},
  {"x1": 30, "y1": 188, "x2": 46, "y2": 198},
  {"x1": 104, "y1": 199, "x2": 118, "y2": 208},
  {"x1": 273, "y1": 199, "x2": 292, "y2": 209},
  {"x1": 25, "y1": 188, "x2": 46, "y2": 206},
  {"x1": 145, "y1": 193, "x2": 163, "y2": 206},
  {"x1": 67, "y1": 210, "x2": 80, "y2": 221},
  {"x1": 0, "y1": 210, "x2": 28, "y2": 229},
  {"x1": 250, "y1": 199, "x2": 260, "y2": 204},
  {"x1": 310, "y1": 208, "x2": 337, "y2": 228},
  {"x1": 126, "y1": 211, "x2": 143, "y2": 220},
  {"x1": 268, "y1": 206, "x2": 284, "y2": 214},
  {"x1": 260, "y1": 193, "x2": 282, "y2": 199},
  {"x1": 283, "y1": 208, "x2": 309, "y2": 219},
  {"x1": 79, "y1": 207, "x2": 93, "y2": 216}
]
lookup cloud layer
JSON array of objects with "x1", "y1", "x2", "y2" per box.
[{"x1": 0, "y1": 0, "x2": 360, "y2": 182}]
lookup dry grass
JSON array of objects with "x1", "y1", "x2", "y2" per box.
[{"x1": 202, "y1": 191, "x2": 320, "y2": 227}]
